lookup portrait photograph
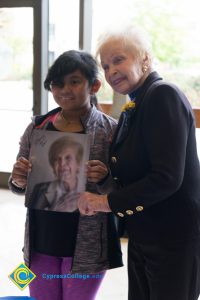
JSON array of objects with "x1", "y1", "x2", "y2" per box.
[{"x1": 25, "y1": 129, "x2": 90, "y2": 212}]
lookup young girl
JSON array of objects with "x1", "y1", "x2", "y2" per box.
[{"x1": 9, "y1": 50, "x2": 123, "y2": 300}]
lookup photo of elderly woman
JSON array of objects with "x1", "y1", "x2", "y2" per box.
[{"x1": 26, "y1": 130, "x2": 89, "y2": 212}]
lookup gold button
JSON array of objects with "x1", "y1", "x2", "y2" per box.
[
  {"x1": 136, "y1": 206, "x2": 144, "y2": 212},
  {"x1": 117, "y1": 212, "x2": 124, "y2": 217},
  {"x1": 126, "y1": 210, "x2": 134, "y2": 215},
  {"x1": 111, "y1": 156, "x2": 117, "y2": 163}
]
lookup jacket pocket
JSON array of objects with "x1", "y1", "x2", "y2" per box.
[{"x1": 71, "y1": 213, "x2": 109, "y2": 273}]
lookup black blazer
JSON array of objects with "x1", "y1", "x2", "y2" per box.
[{"x1": 108, "y1": 71, "x2": 200, "y2": 243}]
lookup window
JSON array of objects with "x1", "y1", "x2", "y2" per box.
[
  {"x1": 91, "y1": 0, "x2": 200, "y2": 111},
  {"x1": 0, "y1": 7, "x2": 33, "y2": 173},
  {"x1": 48, "y1": 0, "x2": 80, "y2": 111}
]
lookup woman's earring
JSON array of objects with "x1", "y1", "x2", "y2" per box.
[{"x1": 142, "y1": 65, "x2": 148, "y2": 73}]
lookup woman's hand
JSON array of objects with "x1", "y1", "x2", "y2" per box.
[
  {"x1": 78, "y1": 192, "x2": 111, "y2": 216},
  {"x1": 11, "y1": 157, "x2": 32, "y2": 188},
  {"x1": 86, "y1": 160, "x2": 108, "y2": 183}
]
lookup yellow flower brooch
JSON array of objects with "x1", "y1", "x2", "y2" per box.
[{"x1": 121, "y1": 101, "x2": 136, "y2": 112}]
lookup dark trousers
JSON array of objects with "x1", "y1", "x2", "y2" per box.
[{"x1": 128, "y1": 237, "x2": 200, "y2": 300}]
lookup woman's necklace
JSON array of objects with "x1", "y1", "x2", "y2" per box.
[{"x1": 60, "y1": 110, "x2": 79, "y2": 125}]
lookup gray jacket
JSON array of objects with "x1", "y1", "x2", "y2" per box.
[{"x1": 9, "y1": 105, "x2": 123, "y2": 273}]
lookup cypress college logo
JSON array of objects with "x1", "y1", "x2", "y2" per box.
[{"x1": 8, "y1": 263, "x2": 36, "y2": 290}]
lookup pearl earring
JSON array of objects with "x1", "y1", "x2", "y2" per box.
[{"x1": 142, "y1": 65, "x2": 148, "y2": 73}]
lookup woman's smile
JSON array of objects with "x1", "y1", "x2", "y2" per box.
[{"x1": 111, "y1": 76, "x2": 126, "y2": 87}]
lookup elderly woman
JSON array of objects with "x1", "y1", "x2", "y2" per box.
[{"x1": 78, "y1": 26, "x2": 200, "y2": 300}]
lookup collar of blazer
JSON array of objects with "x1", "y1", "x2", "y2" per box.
[{"x1": 111, "y1": 71, "x2": 163, "y2": 147}]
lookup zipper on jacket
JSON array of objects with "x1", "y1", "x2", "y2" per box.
[{"x1": 100, "y1": 222, "x2": 103, "y2": 258}]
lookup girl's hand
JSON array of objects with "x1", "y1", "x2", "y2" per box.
[
  {"x1": 86, "y1": 160, "x2": 108, "y2": 183},
  {"x1": 11, "y1": 157, "x2": 32, "y2": 188}
]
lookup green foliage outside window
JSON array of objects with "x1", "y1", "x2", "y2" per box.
[{"x1": 95, "y1": 0, "x2": 200, "y2": 108}]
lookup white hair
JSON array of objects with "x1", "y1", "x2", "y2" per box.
[{"x1": 96, "y1": 25, "x2": 153, "y2": 67}]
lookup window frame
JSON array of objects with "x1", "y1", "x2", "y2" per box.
[
  {"x1": 194, "y1": 109, "x2": 200, "y2": 128},
  {"x1": 0, "y1": 0, "x2": 49, "y2": 187}
]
